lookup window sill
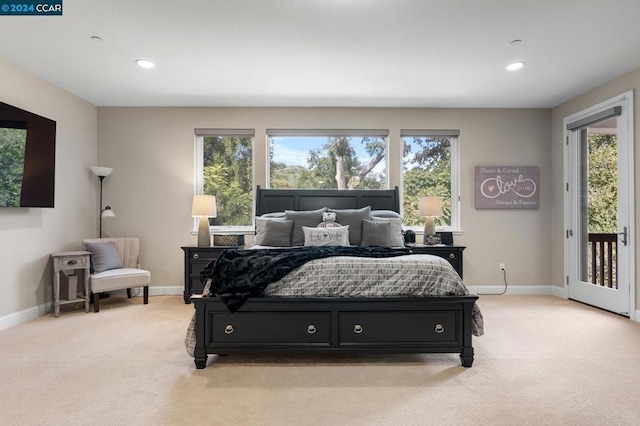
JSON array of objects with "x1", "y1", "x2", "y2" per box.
[
  {"x1": 404, "y1": 226, "x2": 463, "y2": 235},
  {"x1": 191, "y1": 226, "x2": 254, "y2": 235}
]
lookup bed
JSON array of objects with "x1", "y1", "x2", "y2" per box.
[{"x1": 187, "y1": 186, "x2": 483, "y2": 368}]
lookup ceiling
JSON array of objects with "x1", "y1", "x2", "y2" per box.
[{"x1": 2, "y1": 0, "x2": 640, "y2": 108}]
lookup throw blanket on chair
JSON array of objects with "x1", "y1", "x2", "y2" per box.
[{"x1": 200, "y1": 246, "x2": 411, "y2": 312}]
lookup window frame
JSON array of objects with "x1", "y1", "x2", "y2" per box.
[
  {"x1": 194, "y1": 129, "x2": 255, "y2": 234},
  {"x1": 400, "y1": 130, "x2": 461, "y2": 233},
  {"x1": 193, "y1": 128, "x2": 461, "y2": 235}
]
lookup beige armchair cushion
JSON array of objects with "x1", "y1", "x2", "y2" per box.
[
  {"x1": 89, "y1": 268, "x2": 150, "y2": 293},
  {"x1": 82, "y1": 237, "x2": 150, "y2": 312}
]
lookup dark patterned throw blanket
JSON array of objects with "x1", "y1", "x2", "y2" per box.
[{"x1": 200, "y1": 246, "x2": 411, "y2": 312}]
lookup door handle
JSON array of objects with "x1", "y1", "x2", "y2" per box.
[{"x1": 618, "y1": 226, "x2": 628, "y2": 246}]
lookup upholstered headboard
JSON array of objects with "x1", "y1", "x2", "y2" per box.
[{"x1": 256, "y1": 186, "x2": 400, "y2": 215}]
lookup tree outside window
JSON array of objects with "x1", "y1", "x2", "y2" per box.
[
  {"x1": 194, "y1": 129, "x2": 459, "y2": 232},
  {"x1": 587, "y1": 133, "x2": 617, "y2": 233},
  {"x1": 197, "y1": 134, "x2": 253, "y2": 226},
  {"x1": 402, "y1": 132, "x2": 459, "y2": 231},
  {"x1": 268, "y1": 133, "x2": 387, "y2": 190}
]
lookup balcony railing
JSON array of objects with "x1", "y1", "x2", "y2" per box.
[{"x1": 588, "y1": 233, "x2": 618, "y2": 289}]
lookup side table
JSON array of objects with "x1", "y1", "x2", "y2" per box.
[
  {"x1": 407, "y1": 244, "x2": 465, "y2": 278},
  {"x1": 181, "y1": 245, "x2": 244, "y2": 303},
  {"x1": 51, "y1": 251, "x2": 91, "y2": 317}
]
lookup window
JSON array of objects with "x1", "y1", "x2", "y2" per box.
[
  {"x1": 195, "y1": 129, "x2": 254, "y2": 228},
  {"x1": 267, "y1": 129, "x2": 388, "y2": 189},
  {"x1": 401, "y1": 130, "x2": 460, "y2": 231}
]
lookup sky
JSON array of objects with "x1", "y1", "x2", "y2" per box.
[{"x1": 270, "y1": 136, "x2": 382, "y2": 169}]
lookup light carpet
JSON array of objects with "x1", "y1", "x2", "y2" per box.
[{"x1": 1, "y1": 294, "x2": 640, "y2": 426}]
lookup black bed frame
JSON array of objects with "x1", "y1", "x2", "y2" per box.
[{"x1": 191, "y1": 186, "x2": 478, "y2": 368}]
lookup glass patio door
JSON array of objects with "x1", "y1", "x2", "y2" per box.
[{"x1": 565, "y1": 92, "x2": 634, "y2": 316}]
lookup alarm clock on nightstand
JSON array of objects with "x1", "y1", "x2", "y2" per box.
[{"x1": 403, "y1": 230, "x2": 415, "y2": 244}]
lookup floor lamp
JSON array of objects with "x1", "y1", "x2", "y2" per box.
[{"x1": 91, "y1": 166, "x2": 115, "y2": 238}]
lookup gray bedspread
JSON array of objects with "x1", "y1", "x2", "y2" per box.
[
  {"x1": 264, "y1": 254, "x2": 483, "y2": 336},
  {"x1": 185, "y1": 253, "x2": 483, "y2": 356}
]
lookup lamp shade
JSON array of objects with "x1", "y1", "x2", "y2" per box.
[
  {"x1": 91, "y1": 166, "x2": 113, "y2": 177},
  {"x1": 101, "y1": 206, "x2": 115, "y2": 218},
  {"x1": 419, "y1": 196, "x2": 443, "y2": 217},
  {"x1": 192, "y1": 195, "x2": 217, "y2": 217}
]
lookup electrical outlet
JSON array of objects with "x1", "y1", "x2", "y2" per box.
[{"x1": 499, "y1": 263, "x2": 506, "y2": 271}]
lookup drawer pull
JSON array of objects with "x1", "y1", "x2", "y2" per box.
[
  {"x1": 354, "y1": 324, "x2": 363, "y2": 334},
  {"x1": 193, "y1": 253, "x2": 199, "y2": 259},
  {"x1": 67, "y1": 259, "x2": 78, "y2": 265},
  {"x1": 307, "y1": 324, "x2": 316, "y2": 334},
  {"x1": 449, "y1": 253, "x2": 455, "y2": 259},
  {"x1": 435, "y1": 324, "x2": 445, "y2": 333},
  {"x1": 224, "y1": 325, "x2": 234, "y2": 334}
]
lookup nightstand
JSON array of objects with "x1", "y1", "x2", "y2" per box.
[
  {"x1": 408, "y1": 244, "x2": 465, "y2": 278},
  {"x1": 51, "y1": 251, "x2": 91, "y2": 317},
  {"x1": 181, "y1": 245, "x2": 244, "y2": 303}
]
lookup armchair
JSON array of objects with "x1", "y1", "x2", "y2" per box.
[{"x1": 82, "y1": 237, "x2": 150, "y2": 312}]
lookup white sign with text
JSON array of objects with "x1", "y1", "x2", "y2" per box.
[{"x1": 475, "y1": 166, "x2": 539, "y2": 209}]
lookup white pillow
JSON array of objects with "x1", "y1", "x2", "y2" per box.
[
  {"x1": 371, "y1": 217, "x2": 404, "y2": 247},
  {"x1": 302, "y1": 225, "x2": 350, "y2": 247}
]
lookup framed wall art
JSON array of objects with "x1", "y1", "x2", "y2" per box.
[{"x1": 475, "y1": 166, "x2": 539, "y2": 209}]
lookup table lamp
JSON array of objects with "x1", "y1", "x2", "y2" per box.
[
  {"x1": 419, "y1": 196, "x2": 442, "y2": 238},
  {"x1": 192, "y1": 195, "x2": 217, "y2": 247}
]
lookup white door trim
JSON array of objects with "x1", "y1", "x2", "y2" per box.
[{"x1": 563, "y1": 90, "x2": 635, "y2": 320}]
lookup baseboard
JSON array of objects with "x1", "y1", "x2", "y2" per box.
[
  {"x1": 0, "y1": 302, "x2": 51, "y2": 331},
  {"x1": 146, "y1": 286, "x2": 183, "y2": 296},
  {"x1": 551, "y1": 285, "x2": 568, "y2": 298},
  {"x1": 467, "y1": 285, "x2": 554, "y2": 295},
  {"x1": 0, "y1": 286, "x2": 184, "y2": 331}
]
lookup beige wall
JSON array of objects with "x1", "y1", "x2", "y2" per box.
[
  {"x1": 551, "y1": 67, "x2": 640, "y2": 307},
  {"x1": 0, "y1": 60, "x2": 98, "y2": 319},
  {"x1": 3, "y1": 53, "x2": 637, "y2": 320},
  {"x1": 0, "y1": 63, "x2": 557, "y2": 321},
  {"x1": 97, "y1": 107, "x2": 552, "y2": 291}
]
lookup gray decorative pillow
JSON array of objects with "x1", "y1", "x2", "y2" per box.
[
  {"x1": 84, "y1": 242, "x2": 124, "y2": 273},
  {"x1": 254, "y1": 217, "x2": 293, "y2": 247},
  {"x1": 260, "y1": 212, "x2": 286, "y2": 219},
  {"x1": 328, "y1": 206, "x2": 371, "y2": 246},
  {"x1": 371, "y1": 217, "x2": 404, "y2": 247},
  {"x1": 370, "y1": 210, "x2": 402, "y2": 219},
  {"x1": 285, "y1": 208, "x2": 327, "y2": 246},
  {"x1": 360, "y1": 219, "x2": 391, "y2": 248}
]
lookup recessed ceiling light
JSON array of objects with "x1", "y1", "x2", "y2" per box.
[
  {"x1": 90, "y1": 35, "x2": 103, "y2": 42},
  {"x1": 506, "y1": 62, "x2": 525, "y2": 71},
  {"x1": 135, "y1": 59, "x2": 156, "y2": 69},
  {"x1": 510, "y1": 39, "x2": 522, "y2": 46}
]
